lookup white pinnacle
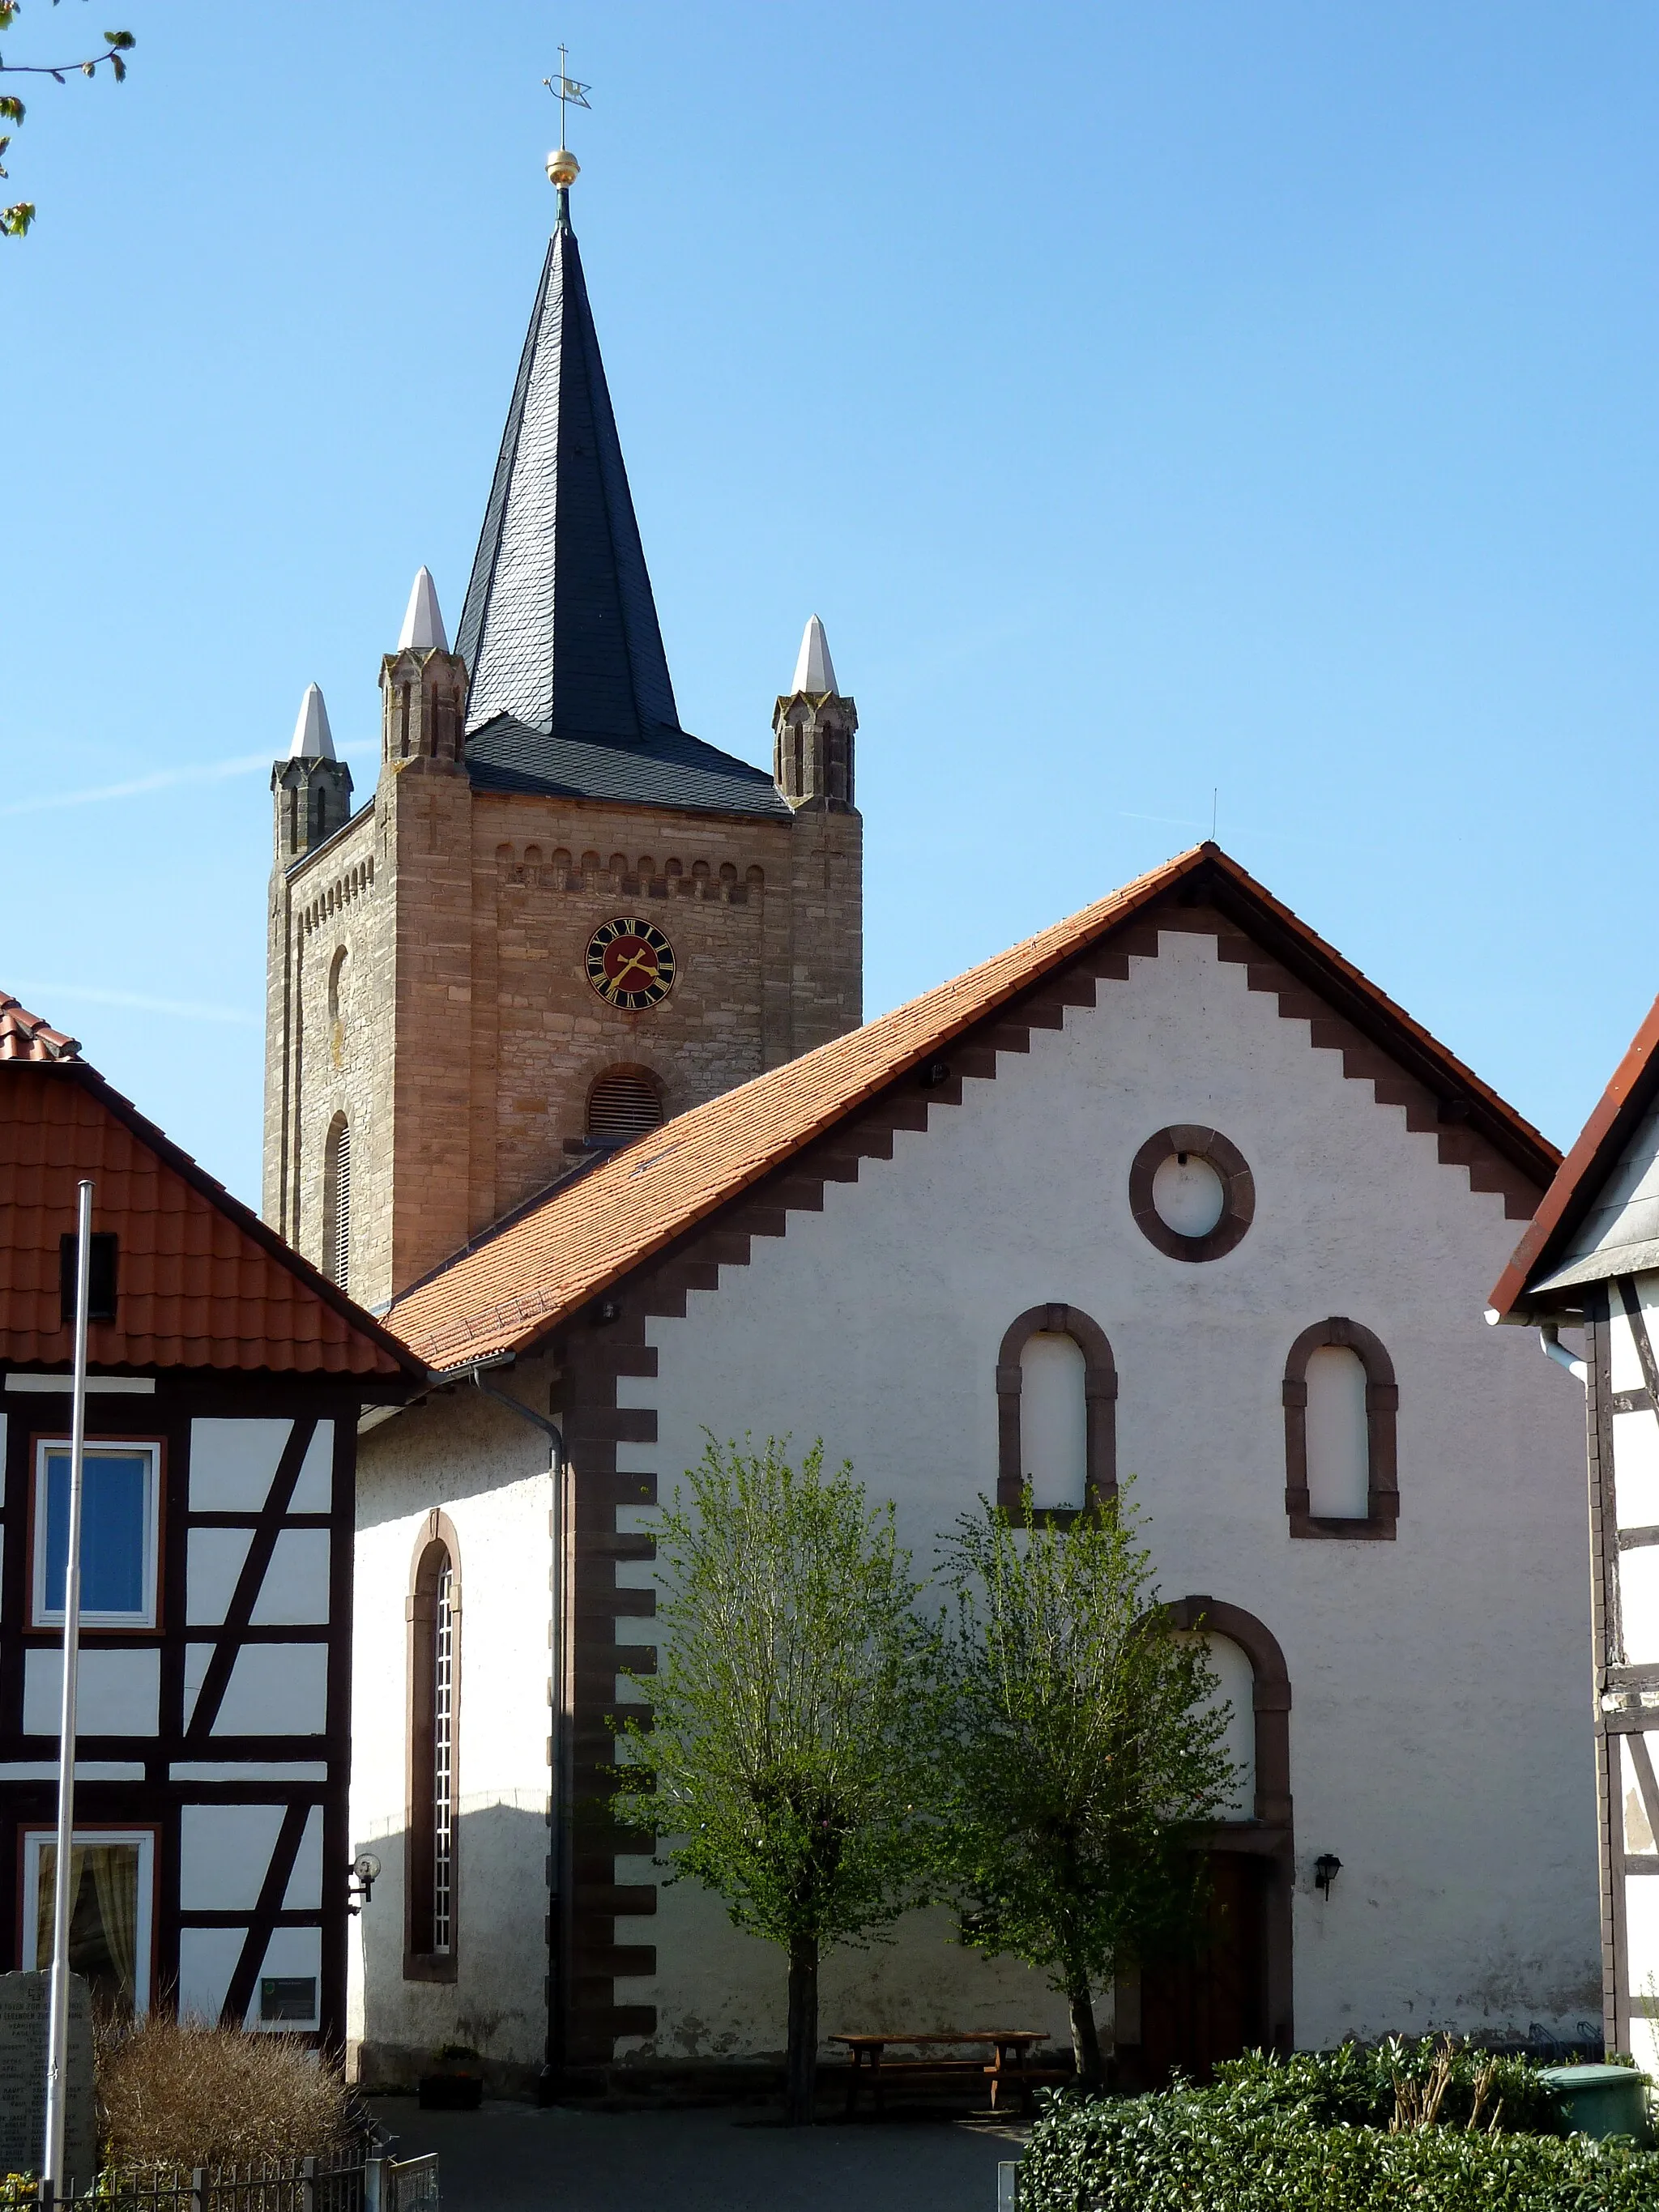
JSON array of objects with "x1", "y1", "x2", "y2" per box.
[
  {"x1": 288, "y1": 683, "x2": 336, "y2": 761},
  {"x1": 790, "y1": 613, "x2": 838, "y2": 696},
  {"x1": 399, "y1": 565, "x2": 449, "y2": 653}
]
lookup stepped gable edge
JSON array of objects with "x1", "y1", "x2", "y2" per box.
[{"x1": 388, "y1": 843, "x2": 1559, "y2": 1370}]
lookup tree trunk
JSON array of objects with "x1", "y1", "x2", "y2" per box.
[
  {"x1": 784, "y1": 1935, "x2": 820, "y2": 2125},
  {"x1": 1067, "y1": 1984, "x2": 1104, "y2": 2093}
]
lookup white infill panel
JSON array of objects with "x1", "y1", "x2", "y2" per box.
[
  {"x1": 282, "y1": 1807, "x2": 324, "y2": 1910},
  {"x1": 1619, "y1": 1549, "x2": 1659, "y2": 1668},
  {"x1": 177, "y1": 1926, "x2": 245, "y2": 2025},
  {"x1": 1619, "y1": 1737, "x2": 1658, "y2": 1854},
  {"x1": 24, "y1": 1647, "x2": 159, "y2": 1737},
  {"x1": 190, "y1": 1419, "x2": 293, "y2": 1511},
  {"x1": 182, "y1": 1643, "x2": 215, "y2": 1729},
  {"x1": 213, "y1": 1643, "x2": 329, "y2": 1735},
  {"x1": 1613, "y1": 1412, "x2": 1659, "y2": 1531},
  {"x1": 1623, "y1": 1878, "x2": 1659, "y2": 2022},
  {"x1": 244, "y1": 1925, "x2": 322, "y2": 2031},
  {"x1": 249, "y1": 1530, "x2": 331, "y2": 1625},
  {"x1": 181, "y1": 1804, "x2": 288, "y2": 1911},
  {"x1": 186, "y1": 1528, "x2": 255, "y2": 1625},
  {"x1": 289, "y1": 1421, "x2": 335, "y2": 1512}
]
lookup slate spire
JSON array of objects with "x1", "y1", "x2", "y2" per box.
[{"x1": 455, "y1": 202, "x2": 682, "y2": 748}]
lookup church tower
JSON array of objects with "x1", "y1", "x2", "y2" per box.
[{"x1": 263, "y1": 153, "x2": 863, "y2": 1311}]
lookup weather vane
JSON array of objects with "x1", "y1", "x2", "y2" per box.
[{"x1": 543, "y1": 44, "x2": 591, "y2": 154}]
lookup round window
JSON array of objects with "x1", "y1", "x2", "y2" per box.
[
  {"x1": 1130, "y1": 1125, "x2": 1255, "y2": 1262},
  {"x1": 1151, "y1": 1151, "x2": 1226, "y2": 1239}
]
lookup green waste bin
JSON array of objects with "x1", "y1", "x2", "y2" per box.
[{"x1": 1538, "y1": 2063, "x2": 1653, "y2": 2144}]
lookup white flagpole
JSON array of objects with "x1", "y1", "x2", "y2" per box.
[{"x1": 44, "y1": 1178, "x2": 93, "y2": 2196}]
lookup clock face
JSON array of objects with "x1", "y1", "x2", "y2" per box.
[{"x1": 586, "y1": 917, "x2": 677, "y2": 1010}]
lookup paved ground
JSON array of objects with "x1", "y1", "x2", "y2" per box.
[{"x1": 369, "y1": 2099, "x2": 1025, "y2": 2212}]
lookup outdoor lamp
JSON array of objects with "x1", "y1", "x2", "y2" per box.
[
  {"x1": 348, "y1": 1852, "x2": 382, "y2": 1914},
  {"x1": 1314, "y1": 1853, "x2": 1342, "y2": 1896}
]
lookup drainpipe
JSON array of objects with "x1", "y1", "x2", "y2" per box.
[
  {"x1": 1538, "y1": 1325, "x2": 1589, "y2": 1387},
  {"x1": 463, "y1": 1364, "x2": 571, "y2": 2098}
]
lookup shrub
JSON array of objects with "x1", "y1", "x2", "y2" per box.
[
  {"x1": 1209, "y1": 2036, "x2": 1567, "y2": 2136},
  {"x1": 1018, "y1": 2091, "x2": 1658, "y2": 2212},
  {"x1": 96, "y1": 2016, "x2": 350, "y2": 2167},
  {"x1": 1017, "y1": 2040, "x2": 1657, "y2": 2212}
]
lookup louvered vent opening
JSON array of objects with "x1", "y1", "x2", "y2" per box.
[
  {"x1": 587, "y1": 1070, "x2": 664, "y2": 1141},
  {"x1": 325, "y1": 1119, "x2": 352, "y2": 1291}
]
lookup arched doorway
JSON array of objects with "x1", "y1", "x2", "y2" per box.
[{"x1": 1117, "y1": 1597, "x2": 1294, "y2": 2085}]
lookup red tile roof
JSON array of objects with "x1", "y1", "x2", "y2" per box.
[
  {"x1": 390, "y1": 844, "x2": 1559, "y2": 1371},
  {"x1": 1487, "y1": 989, "x2": 1659, "y2": 1321},
  {"x1": 0, "y1": 999, "x2": 424, "y2": 1382},
  {"x1": 0, "y1": 992, "x2": 80, "y2": 1063}
]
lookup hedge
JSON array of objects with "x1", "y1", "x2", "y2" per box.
[{"x1": 1017, "y1": 2040, "x2": 1659, "y2": 2212}]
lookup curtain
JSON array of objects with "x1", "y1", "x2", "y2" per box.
[
  {"x1": 33, "y1": 1842, "x2": 87, "y2": 1968},
  {"x1": 88, "y1": 1844, "x2": 140, "y2": 2010}
]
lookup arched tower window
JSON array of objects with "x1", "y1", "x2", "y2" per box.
[
  {"x1": 326, "y1": 946, "x2": 348, "y2": 1022},
  {"x1": 323, "y1": 1116, "x2": 351, "y2": 1292},
  {"x1": 995, "y1": 1303, "x2": 1117, "y2": 1521},
  {"x1": 406, "y1": 1519, "x2": 460, "y2": 1979},
  {"x1": 1282, "y1": 1318, "x2": 1398, "y2": 1541},
  {"x1": 586, "y1": 1067, "x2": 664, "y2": 1144}
]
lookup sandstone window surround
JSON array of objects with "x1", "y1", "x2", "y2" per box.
[
  {"x1": 995, "y1": 1303, "x2": 1118, "y2": 1523},
  {"x1": 1129, "y1": 1125, "x2": 1256, "y2": 1263},
  {"x1": 405, "y1": 1513, "x2": 462, "y2": 1981},
  {"x1": 1282, "y1": 1317, "x2": 1399, "y2": 1541}
]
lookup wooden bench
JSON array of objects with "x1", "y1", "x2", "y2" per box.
[{"x1": 830, "y1": 2031, "x2": 1072, "y2": 2116}]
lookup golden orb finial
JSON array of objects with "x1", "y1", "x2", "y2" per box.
[{"x1": 546, "y1": 144, "x2": 580, "y2": 190}]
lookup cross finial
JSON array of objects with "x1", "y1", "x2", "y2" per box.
[{"x1": 543, "y1": 45, "x2": 591, "y2": 223}]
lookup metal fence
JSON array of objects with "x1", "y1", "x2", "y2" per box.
[{"x1": 25, "y1": 2137, "x2": 438, "y2": 2212}]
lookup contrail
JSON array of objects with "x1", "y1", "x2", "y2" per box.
[
  {"x1": 0, "y1": 753, "x2": 275, "y2": 818},
  {"x1": 11, "y1": 984, "x2": 260, "y2": 1029}
]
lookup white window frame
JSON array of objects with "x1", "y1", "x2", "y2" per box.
[
  {"x1": 20, "y1": 1826, "x2": 156, "y2": 2014},
  {"x1": 32, "y1": 1438, "x2": 162, "y2": 1630}
]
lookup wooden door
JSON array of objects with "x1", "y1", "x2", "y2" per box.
[{"x1": 1138, "y1": 1852, "x2": 1269, "y2": 2085}]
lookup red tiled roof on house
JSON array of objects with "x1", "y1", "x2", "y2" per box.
[
  {"x1": 0, "y1": 991, "x2": 80, "y2": 1063},
  {"x1": 1487, "y1": 989, "x2": 1659, "y2": 1321},
  {"x1": 390, "y1": 843, "x2": 1559, "y2": 1371},
  {"x1": 1, "y1": 999, "x2": 425, "y2": 1383}
]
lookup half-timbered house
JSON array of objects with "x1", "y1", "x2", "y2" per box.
[
  {"x1": 1488, "y1": 994, "x2": 1659, "y2": 2079},
  {"x1": 0, "y1": 991, "x2": 424, "y2": 2044}
]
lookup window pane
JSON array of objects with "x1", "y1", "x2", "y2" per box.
[
  {"x1": 34, "y1": 1840, "x2": 143, "y2": 2017},
  {"x1": 1021, "y1": 1332, "x2": 1088, "y2": 1510},
  {"x1": 44, "y1": 1451, "x2": 149, "y2": 1616},
  {"x1": 1305, "y1": 1347, "x2": 1370, "y2": 1518}
]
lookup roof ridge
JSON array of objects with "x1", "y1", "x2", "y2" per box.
[
  {"x1": 0, "y1": 989, "x2": 81, "y2": 1063},
  {"x1": 387, "y1": 842, "x2": 1560, "y2": 1370}
]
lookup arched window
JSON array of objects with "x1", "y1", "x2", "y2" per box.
[
  {"x1": 1021, "y1": 1333, "x2": 1088, "y2": 1511},
  {"x1": 322, "y1": 1116, "x2": 351, "y2": 1293},
  {"x1": 996, "y1": 1304, "x2": 1117, "y2": 1520},
  {"x1": 326, "y1": 946, "x2": 348, "y2": 1022},
  {"x1": 406, "y1": 1519, "x2": 460, "y2": 1980},
  {"x1": 586, "y1": 1067, "x2": 664, "y2": 1144},
  {"x1": 1282, "y1": 1318, "x2": 1398, "y2": 1540}
]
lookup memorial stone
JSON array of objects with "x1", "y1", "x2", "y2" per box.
[{"x1": 0, "y1": 1971, "x2": 96, "y2": 2187}]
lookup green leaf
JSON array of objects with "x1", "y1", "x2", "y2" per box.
[
  {"x1": 0, "y1": 96, "x2": 26, "y2": 121},
  {"x1": 2, "y1": 199, "x2": 36, "y2": 236},
  {"x1": 104, "y1": 29, "x2": 134, "y2": 48},
  {"x1": 108, "y1": 49, "x2": 122, "y2": 79}
]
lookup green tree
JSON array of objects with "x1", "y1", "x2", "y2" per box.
[
  {"x1": 1, "y1": 2, "x2": 136, "y2": 237},
  {"x1": 936, "y1": 1486, "x2": 1234, "y2": 2091},
  {"x1": 616, "y1": 1437, "x2": 937, "y2": 2125}
]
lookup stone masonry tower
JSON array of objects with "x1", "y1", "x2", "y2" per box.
[{"x1": 263, "y1": 160, "x2": 863, "y2": 1311}]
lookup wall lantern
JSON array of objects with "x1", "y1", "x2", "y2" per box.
[
  {"x1": 347, "y1": 1852, "x2": 382, "y2": 1916},
  {"x1": 1314, "y1": 1853, "x2": 1342, "y2": 1897}
]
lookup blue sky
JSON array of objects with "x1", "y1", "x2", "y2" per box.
[{"x1": 6, "y1": 2, "x2": 1659, "y2": 1204}]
